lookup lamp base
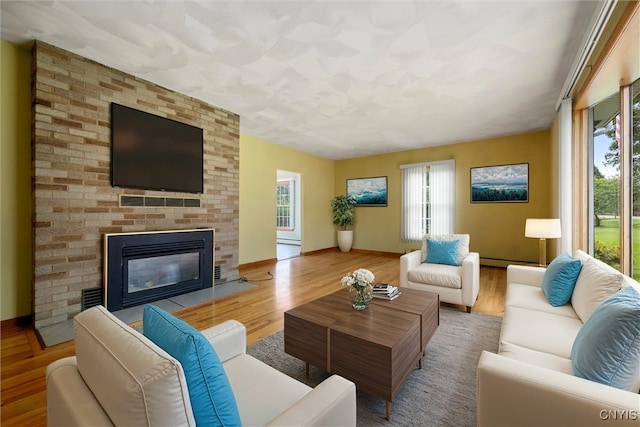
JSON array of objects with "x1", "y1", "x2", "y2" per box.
[{"x1": 538, "y1": 238, "x2": 547, "y2": 267}]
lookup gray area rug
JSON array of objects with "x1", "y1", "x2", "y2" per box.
[{"x1": 247, "y1": 306, "x2": 501, "y2": 426}]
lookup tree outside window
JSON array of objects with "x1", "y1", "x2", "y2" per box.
[{"x1": 591, "y1": 79, "x2": 640, "y2": 277}]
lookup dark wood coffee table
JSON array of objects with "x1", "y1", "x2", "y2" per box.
[{"x1": 284, "y1": 287, "x2": 439, "y2": 420}]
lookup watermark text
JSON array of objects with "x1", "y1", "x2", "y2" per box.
[{"x1": 599, "y1": 409, "x2": 638, "y2": 421}]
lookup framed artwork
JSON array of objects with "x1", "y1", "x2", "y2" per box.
[
  {"x1": 347, "y1": 176, "x2": 388, "y2": 206},
  {"x1": 470, "y1": 163, "x2": 528, "y2": 203}
]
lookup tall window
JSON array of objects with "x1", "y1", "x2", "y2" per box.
[
  {"x1": 590, "y1": 92, "x2": 621, "y2": 269},
  {"x1": 401, "y1": 160, "x2": 455, "y2": 241},
  {"x1": 632, "y1": 79, "x2": 640, "y2": 279},
  {"x1": 276, "y1": 180, "x2": 294, "y2": 230},
  {"x1": 588, "y1": 78, "x2": 640, "y2": 279}
]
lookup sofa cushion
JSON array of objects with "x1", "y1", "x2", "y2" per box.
[
  {"x1": 407, "y1": 262, "x2": 462, "y2": 289},
  {"x1": 143, "y1": 305, "x2": 241, "y2": 427},
  {"x1": 425, "y1": 239, "x2": 460, "y2": 266},
  {"x1": 571, "y1": 257, "x2": 623, "y2": 323},
  {"x1": 499, "y1": 341, "x2": 573, "y2": 375},
  {"x1": 541, "y1": 253, "x2": 582, "y2": 307},
  {"x1": 223, "y1": 353, "x2": 312, "y2": 426},
  {"x1": 421, "y1": 234, "x2": 470, "y2": 266},
  {"x1": 500, "y1": 306, "x2": 584, "y2": 359},
  {"x1": 571, "y1": 286, "x2": 640, "y2": 392},
  {"x1": 505, "y1": 283, "x2": 578, "y2": 319},
  {"x1": 73, "y1": 306, "x2": 195, "y2": 427}
]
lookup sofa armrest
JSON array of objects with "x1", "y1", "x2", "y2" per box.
[
  {"x1": 200, "y1": 320, "x2": 246, "y2": 363},
  {"x1": 506, "y1": 265, "x2": 546, "y2": 288},
  {"x1": 400, "y1": 250, "x2": 422, "y2": 287},
  {"x1": 477, "y1": 351, "x2": 640, "y2": 427},
  {"x1": 266, "y1": 375, "x2": 356, "y2": 427},
  {"x1": 46, "y1": 357, "x2": 114, "y2": 427},
  {"x1": 461, "y1": 252, "x2": 480, "y2": 308}
]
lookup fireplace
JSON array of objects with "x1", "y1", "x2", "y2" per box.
[{"x1": 104, "y1": 229, "x2": 214, "y2": 311}]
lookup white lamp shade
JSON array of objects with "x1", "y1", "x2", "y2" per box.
[{"x1": 525, "y1": 218, "x2": 561, "y2": 239}]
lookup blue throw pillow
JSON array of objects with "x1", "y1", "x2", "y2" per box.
[
  {"x1": 143, "y1": 305, "x2": 241, "y2": 427},
  {"x1": 541, "y1": 253, "x2": 583, "y2": 306},
  {"x1": 571, "y1": 286, "x2": 640, "y2": 391},
  {"x1": 425, "y1": 239, "x2": 460, "y2": 266}
]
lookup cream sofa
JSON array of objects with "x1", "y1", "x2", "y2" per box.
[
  {"x1": 46, "y1": 305, "x2": 356, "y2": 426},
  {"x1": 477, "y1": 250, "x2": 640, "y2": 427},
  {"x1": 400, "y1": 234, "x2": 480, "y2": 312}
]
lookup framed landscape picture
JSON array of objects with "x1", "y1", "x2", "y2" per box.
[
  {"x1": 470, "y1": 163, "x2": 528, "y2": 203},
  {"x1": 347, "y1": 176, "x2": 388, "y2": 206}
]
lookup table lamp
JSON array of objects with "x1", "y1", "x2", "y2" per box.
[{"x1": 525, "y1": 218, "x2": 561, "y2": 267}]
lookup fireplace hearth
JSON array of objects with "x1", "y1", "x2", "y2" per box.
[{"x1": 104, "y1": 229, "x2": 215, "y2": 311}]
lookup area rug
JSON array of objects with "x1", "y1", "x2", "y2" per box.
[{"x1": 247, "y1": 306, "x2": 501, "y2": 426}]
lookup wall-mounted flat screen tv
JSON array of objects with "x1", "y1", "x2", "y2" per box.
[{"x1": 111, "y1": 103, "x2": 204, "y2": 193}]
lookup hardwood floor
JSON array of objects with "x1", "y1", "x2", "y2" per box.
[{"x1": 0, "y1": 249, "x2": 506, "y2": 426}]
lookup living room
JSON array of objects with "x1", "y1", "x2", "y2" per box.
[
  {"x1": 3, "y1": 40, "x2": 550, "y2": 332},
  {"x1": 2, "y1": 1, "x2": 639, "y2": 425}
]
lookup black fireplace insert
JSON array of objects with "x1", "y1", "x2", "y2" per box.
[{"x1": 104, "y1": 229, "x2": 214, "y2": 311}]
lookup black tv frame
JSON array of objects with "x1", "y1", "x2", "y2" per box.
[{"x1": 110, "y1": 103, "x2": 204, "y2": 194}]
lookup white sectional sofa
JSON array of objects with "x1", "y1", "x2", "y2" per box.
[
  {"x1": 477, "y1": 250, "x2": 640, "y2": 427},
  {"x1": 46, "y1": 305, "x2": 356, "y2": 426}
]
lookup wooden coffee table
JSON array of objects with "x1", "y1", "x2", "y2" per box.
[{"x1": 284, "y1": 287, "x2": 439, "y2": 420}]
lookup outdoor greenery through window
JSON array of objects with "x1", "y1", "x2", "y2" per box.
[
  {"x1": 591, "y1": 91, "x2": 621, "y2": 269},
  {"x1": 590, "y1": 79, "x2": 640, "y2": 279},
  {"x1": 276, "y1": 180, "x2": 293, "y2": 230},
  {"x1": 633, "y1": 79, "x2": 640, "y2": 280}
]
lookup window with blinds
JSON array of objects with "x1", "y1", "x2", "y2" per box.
[{"x1": 400, "y1": 160, "x2": 455, "y2": 241}]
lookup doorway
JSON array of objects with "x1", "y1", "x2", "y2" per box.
[{"x1": 276, "y1": 170, "x2": 302, "y2": 260}]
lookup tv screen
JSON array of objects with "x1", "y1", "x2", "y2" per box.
[{"x1": 111, "y1": 103, "x2": 204, "y2": 193}]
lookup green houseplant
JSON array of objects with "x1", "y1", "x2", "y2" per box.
[{"x1": 330, "y1": 195, "x2": 357, "y2": 252}]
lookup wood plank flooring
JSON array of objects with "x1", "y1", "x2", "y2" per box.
[{"x1": 0, "y1": 249, "x2": 506, "y2": 426}]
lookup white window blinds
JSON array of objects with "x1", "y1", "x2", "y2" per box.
[{"x1": 400, "y1": 160, "x2": 455, "y2": 241}]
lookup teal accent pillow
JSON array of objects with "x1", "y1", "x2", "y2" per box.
[
  {"x1": 425, "y1": 239, "x2": 460, "y2": 266},
  {"x1": 571, "y1": 286, "x2": 640, "y2": 391},
  {"x1": 541, "y1": 253, "x2": 583, "y2": 306},
  {"x1": 143, "y1": 305, "x2": 241, "y2": 427}
]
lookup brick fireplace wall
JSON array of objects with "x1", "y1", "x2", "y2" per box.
[{"x1": 32, "y1": 41, "x2": 240, "y2": 330}]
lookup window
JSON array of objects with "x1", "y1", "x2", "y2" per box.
[
  {"x1": 276, "y1": 180, "x2": 294, "y2": 230},
  {"x1": 588, "y1": 78, "x2": 640, "y2": 279},
  {"x1": 590, "y1": 92, "x2": 621, "y2": 269},
  {"x1": 632, "y1": 79, "x2": 640, "y2": 279},
  {"x1": 401, "y1": 160, "x2": 455, "y2": 241}
]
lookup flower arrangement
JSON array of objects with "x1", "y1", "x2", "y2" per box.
[
  {"x1": 341, "y1": 268, "x2": 375, "y2": 288},
  {"x1": 341, "y1": 268, "x2": 375, "y2": 310}
]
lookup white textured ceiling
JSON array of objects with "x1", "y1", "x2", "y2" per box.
[{"x1": 1, "y1": 1, "x2": 600, "y2": 160}]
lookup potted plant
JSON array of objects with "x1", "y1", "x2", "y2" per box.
[{"x1": 330, "y1": 195, "x2": 357, "y2": 252}]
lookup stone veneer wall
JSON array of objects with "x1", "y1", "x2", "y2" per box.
[{"x1": 32, "y1": 41, "x2": 240, "y2": 329}]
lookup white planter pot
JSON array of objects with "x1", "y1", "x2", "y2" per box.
[{"x1": 337, "y1": 230, "x2": 353, "y2": 252}]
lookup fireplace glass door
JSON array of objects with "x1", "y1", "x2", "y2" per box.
[{"x1": 127, "y1": 252, "x2": 200, "y2": 293}]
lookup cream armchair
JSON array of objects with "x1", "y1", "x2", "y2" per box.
[
  {"x1": 46, "y1": 306, "x2": 356, "y2": 427},
  {"x1": 400, "y1": 234, "x2": 480, "y2": 313}
]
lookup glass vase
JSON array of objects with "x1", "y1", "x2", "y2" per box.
[{"x1": 348, "y1": 283, "x2": 373, "y2": 310}]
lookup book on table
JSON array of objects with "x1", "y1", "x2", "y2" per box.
[
  {"x1": 373, "y1": 283, "x2": 395, "y2": 292},
  {"x1": 372, "y1": 283, "x2": 401, "y2": 300}
]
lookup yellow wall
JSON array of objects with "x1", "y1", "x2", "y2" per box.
[
  {"x1": 1, "y1": 41, "x2": 32, "y2": 320},
  {"x1": 239, "y1": 134, "x2": 335, "y2": 264},
  {"x1": 335, "y1": 130, "x2": 553, "y2": 265}
]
